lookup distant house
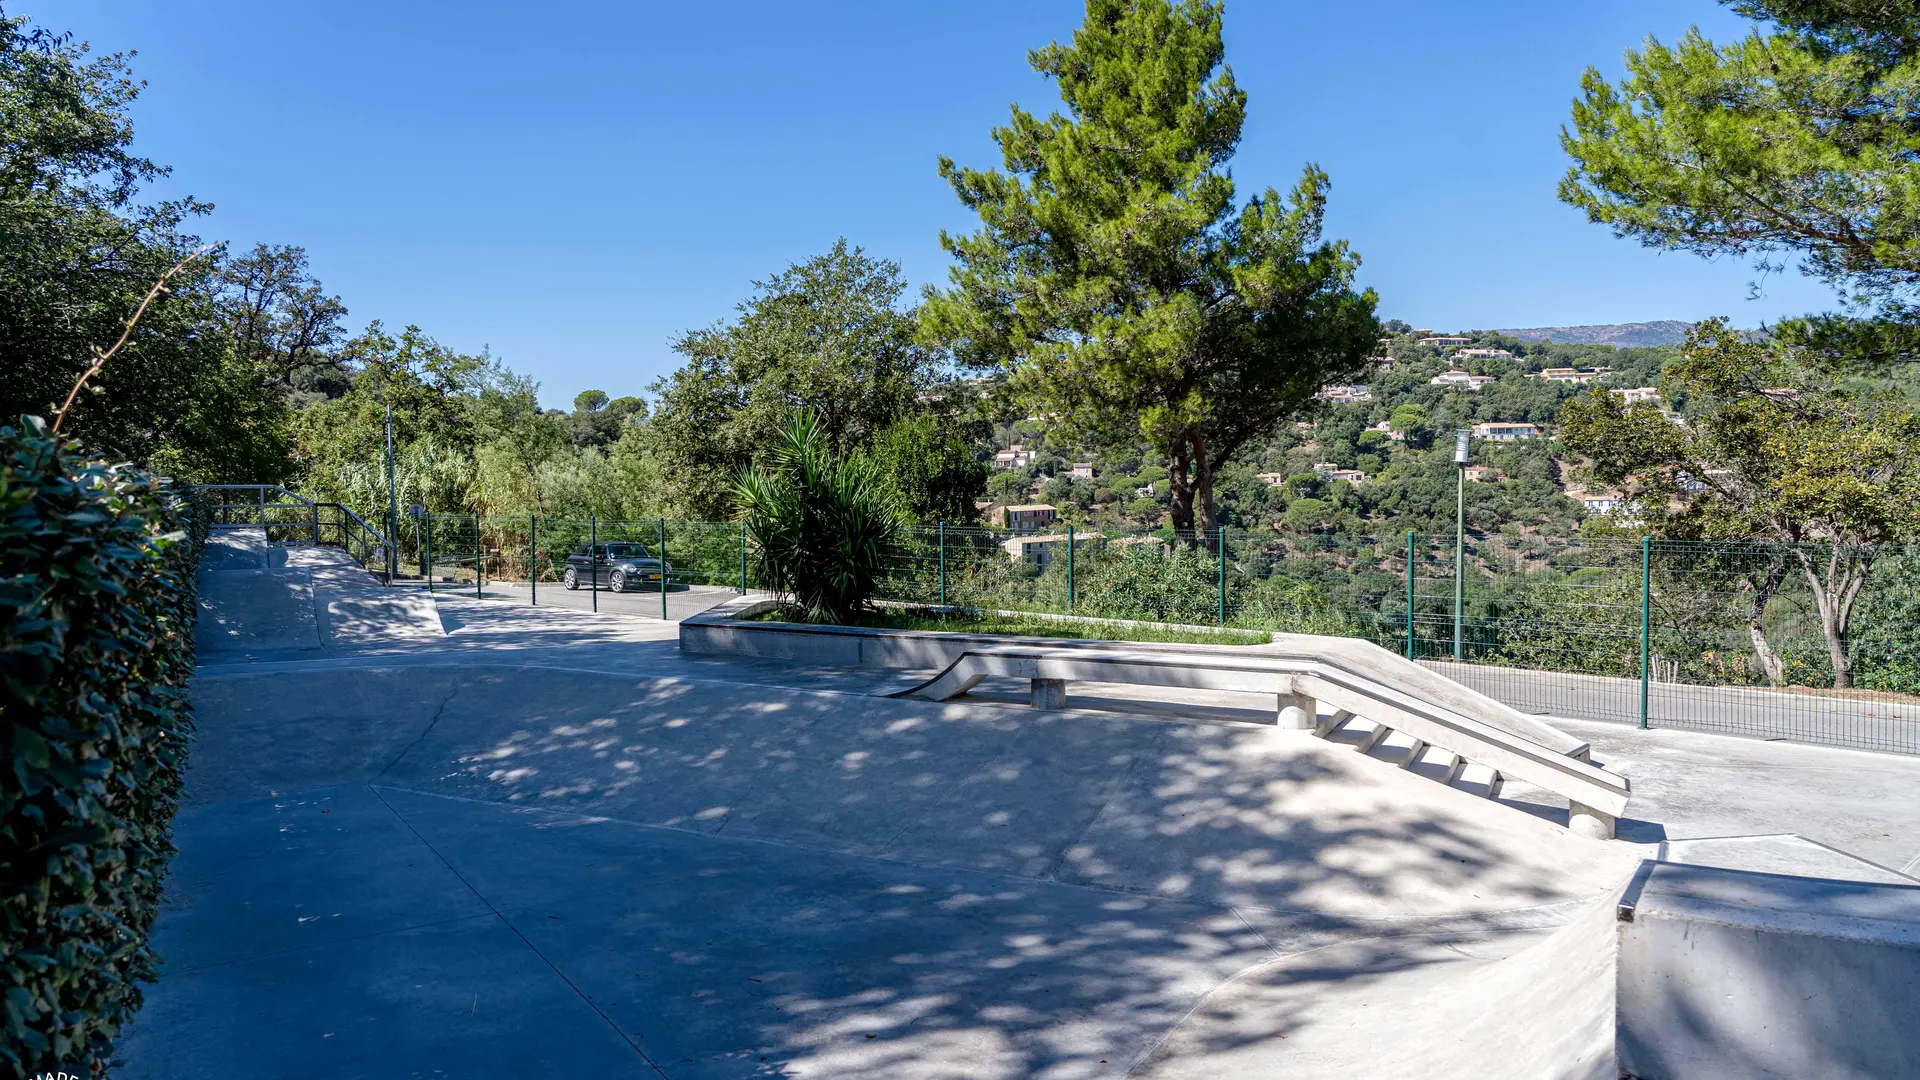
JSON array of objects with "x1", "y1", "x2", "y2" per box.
[
  {"x1": 1576, "y1": 491, "x2": 1628, "y2": 515},
  {"x1": 1463, "y1": 465, "x2": 1493, "y2": 482},
  {"x1": 1612, "y1": 386, "x2": 1661, "y2": 405},
  {"x1": 1002, "y1": 533, "x2": 1070, "y2": 569},
  {"x1": 1430, "y1": 370, "x2": 1496, "y2": 391},
  {"x1": 1455, "y1": 348, "x2": 1513, "y2": 360},
  {"x1": 1472, "y1": 421, "x2": 1542, "y2": 441},
  {"x1": 1419, "y1": 335, "x2": 1472, "y2": 347},
  {"x1": 1070, "y1": 461, "x2": 1094, "y2": 479},
  {"x1": 1365, "y1": 419, "x2": 1406, "y2": 441},
  {"x1": 1314, "y1": 384, "x2": 1372, "y2": 404},
  {"x1": 1531, "y1": 367, "x2": 1611, "y2": 384},
  {"x1": 1135, "y1": 483, "x2": 1157, "y2": 498},
  {"x1": 1255, "y1": 471, "x2": 1288, "y2": 488},
  {"x1": 1313, "y1": 462, "x2": 1366, "y2": 484},
  {"x1": 995, "y1": 503, "x2": 1059, "y2": 531},
  {"x1": 993, "y1": 445, "x2": 1036, "y2": 469}
]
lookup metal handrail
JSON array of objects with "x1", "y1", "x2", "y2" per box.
[{"x1": 189, "y1": 484, "x2": 392, "y2": 582}]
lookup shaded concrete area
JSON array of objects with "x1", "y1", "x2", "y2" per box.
[{"x1": 125, "y1": 541, "x2": 1920, "y2": 1078}]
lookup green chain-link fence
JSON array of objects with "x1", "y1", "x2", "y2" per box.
[{"x1": 338, "y1": 511, "x2": 1920, "y2": 753}]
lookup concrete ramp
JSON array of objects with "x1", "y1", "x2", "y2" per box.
[
  {"x1": 1136, "y1": 887, "x2": 1620, "y2": 1080},
  {"x1": 196, "y1": 529, "x2": 442, "y2": 659}
]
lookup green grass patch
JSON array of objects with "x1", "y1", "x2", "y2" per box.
[{"x1": 750, "y1": 605, "x2": 1271, "y2": 645}]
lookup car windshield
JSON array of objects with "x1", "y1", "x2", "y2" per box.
[{"x1": 603, "y1": 544, "x2": 648, "y2": 559}]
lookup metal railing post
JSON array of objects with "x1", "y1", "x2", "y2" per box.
[
  {"x1": 739, "y1": 522, "x2": 747, "y2": 594},
  {"x1": 1641, "y1": 535, "x2": 1652, "y2": 729},
  {"x1": 937, "y1": 521, "x2": 947, "y2": 607},
  {"x1": 475, "y1": 514, "x2": 482, "y2": 599},
  {"x1": 1066, "y1": 523, "x2": 1075, "y2": 615},
  {"x1": 658, "y1": 517, "x2": 668, "y2": 620},
  {"x1": 425, "y1": 514, "x2": 433, "y2": 594},
  {"x1": 1405, "y1": 529, "x2": 1416, "y2": 660},
  {"x1": 530, "y1": 514, "x2": 537, "y2": 606},
  {"x1": 590, "y1": 515, "x2": 598, "y2": 612},
  {"x1": 1217, "y1": 526, "x2": 1227, "y2": 627}
]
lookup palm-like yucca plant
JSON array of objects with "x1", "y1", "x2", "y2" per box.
[{"x1": 736, "y1": 410, "x2": 905, "y2": 623}]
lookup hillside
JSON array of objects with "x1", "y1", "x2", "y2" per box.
[{"x1": 1490, "y1": 321, "x2": 1693, "y2": 347}]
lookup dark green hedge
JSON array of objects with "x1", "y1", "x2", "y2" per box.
[{"x1": 1, "y1": 418, "x2": 205, "y2": 1076}]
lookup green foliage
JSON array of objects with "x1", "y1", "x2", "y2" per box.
[
  {"x1": 736, "y1": 411, "x2": 906, "y2": 623},
  {"x1": 924, "y1": 0, "x2": 1380, "y2": 533},
  {"x1": 1560, "y1": 319, "x2": 1920, "y2": 686},
  {"x1": 867, "y1": 412, "x2": 989, "y2": 524},
  {"x1": 0, "y1": 15, "x2": 288, "y2": 481},
  {"x1": 1560, "y1": 2, "x2": 1920, "y2": 299},
  {"x1": 0, "y1": 418, "x2": 204, "y2": 1075},
  {"x1": 648, "y1": 240, "x2": 943, "y2": 518},
  {"x1": 1068, "y1": 545, "x2": 1224, "y2": 625}
]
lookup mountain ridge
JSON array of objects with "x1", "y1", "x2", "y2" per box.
[{"x1": 1487, "y1": 320, "x2": 1694, "y2": 347}]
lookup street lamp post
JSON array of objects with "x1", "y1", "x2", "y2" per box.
[
  {"x1": 1453, "y1": 428, "x2": 1470, "y2": 660},
  {"x1": 385, "y1": 402, "x2": 399, "y2": 581}
]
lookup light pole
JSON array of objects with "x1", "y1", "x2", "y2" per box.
[
  {"x1": 385, "y1": 402, "x2": 399, "y2": 581},
  {"x1": 1453, "y1": 428, "x2": 1470, "y2": 660}
]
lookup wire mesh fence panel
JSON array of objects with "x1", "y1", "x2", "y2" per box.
[{"x1": 358, "y1": 504, "x2": 1920, "y2": 754}]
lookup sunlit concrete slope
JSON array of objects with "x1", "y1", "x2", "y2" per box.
[
  {"x1": 1135, "y1": 888, "x2": 1622, "y2": 1080},
  {"x1": 195, "y1": 529, "x2": 442, "y2": 660}
]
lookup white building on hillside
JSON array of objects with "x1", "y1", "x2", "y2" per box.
[
  {"x1": 1472, "y1": 421, "x2": 1542, "y2": 441},
  {"x1": 1531, "y1": 367, "x2": 1611, "y2": 384},
  {"x1": 1431, "y1": 370, "x2": 1496, "y2": 391}
]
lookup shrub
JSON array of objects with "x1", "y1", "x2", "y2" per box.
[
  {"x1": 736, "y1": 411, "x2": 904, "y2": 623},
  {"x1": 1, "y1": 418, "x2": 205, "y2": 1076}
]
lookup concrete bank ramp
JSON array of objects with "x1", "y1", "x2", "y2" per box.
[
  {"x1": 196, "y1": 529, "x2": 441, "y2": 659},
  {"x1": 1136, "y1": 888, "x2": 1620, "y2": 1080}
]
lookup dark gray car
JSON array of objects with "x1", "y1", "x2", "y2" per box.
[{"x1": 562, "y1": 542, "x2": 672, "y2": 592}]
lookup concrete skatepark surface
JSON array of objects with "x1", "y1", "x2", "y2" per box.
[{"x1": 120, "y1": 532, "x2": 1920, "y2": 1078}]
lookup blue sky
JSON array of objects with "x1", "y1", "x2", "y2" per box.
[{"x1": 58, "y1": 0, "x2": 1837, "y2": 408}]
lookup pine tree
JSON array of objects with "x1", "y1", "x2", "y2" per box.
[{"x1": 924, "y1": 0, "x2": 1380, "y2": 535}]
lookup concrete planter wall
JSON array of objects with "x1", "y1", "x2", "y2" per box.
[{"x1": 678, "y1": 596, "x2": 1268, "y2": 670}]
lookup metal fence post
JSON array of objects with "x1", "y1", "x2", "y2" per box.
[
  {"x1": 1640, "y1": 535, "x2": 1652, "y2": 729},
  {"x1": 937, "y1": 521, "x2": 947, "y2": 607},
  {"x1": 1454, "y1": 475, "x2": 1466, "y2": 660},
  {"x1": 529, "y1": 514, "x2": 537, "y2": 606},
  {"x1": 475, "y1": 514, "x2": 482, "y2": 599},
  {"x1": 1217, "y1": 526, "x2": 1226, "y2": 626},
  {"x1": 1405, "y1": 529, "x2": 1415, "y2": 659},
  {"x1": 658, "y1": 517, "x2": 668, "y2": 620},
  {"x1": 425, "y1": 514, "x2": 433, "y2": 594},
  {"x1": 590, "y1": 515, "x2": 597, "y2": 613},
  {"x1": 739, "y1": 522, "x2": 747, "y2": 594},
  {"x1": 1066, "y1": 523, "x2": 1075, "y2": 614}
]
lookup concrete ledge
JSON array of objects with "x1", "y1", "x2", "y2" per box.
[
  {"x1": 679, "y1": 595, "x2": 1273, "y2": 670},
  {"x1": 1616, "y1": 861, "x2": 1920, "y2": 1079}
]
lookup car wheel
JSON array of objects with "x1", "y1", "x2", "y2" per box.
[
  {"x1": 563, "y1": 567, "x2": 579, "y2": 591},
  {"x1": 610, "y1": 570, "x2": 628, "y2": 593}
]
